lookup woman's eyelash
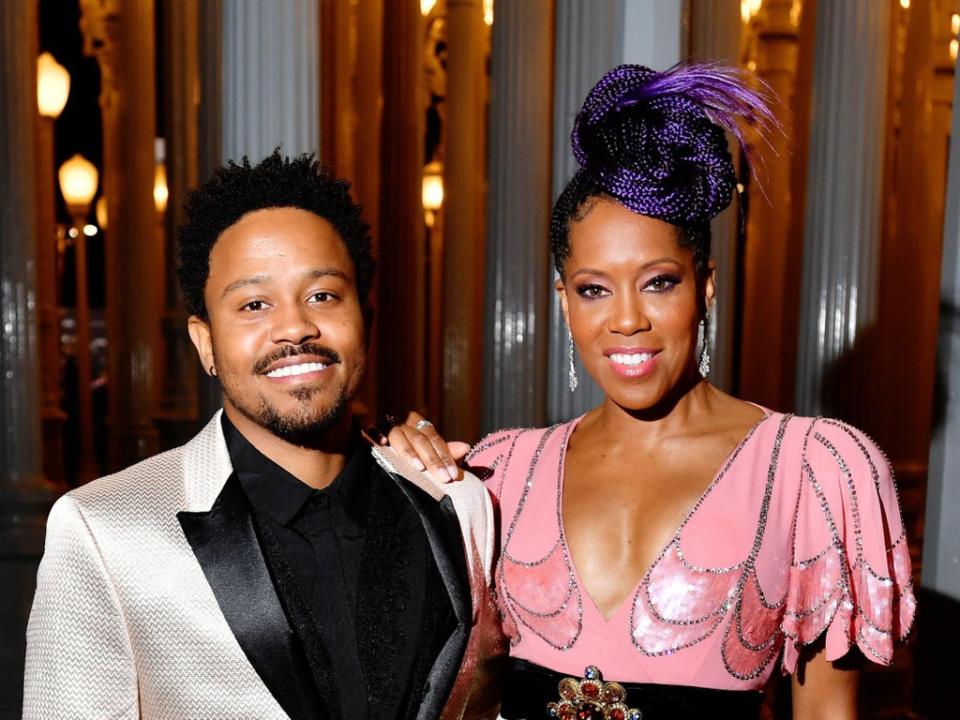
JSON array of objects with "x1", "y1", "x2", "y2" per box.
[
  {"x1": 575, "y1": 284, "x2": 607, "y2": 299},
  {"x1": 646, "y1": 274, "x2": 681, "y2": 292}
]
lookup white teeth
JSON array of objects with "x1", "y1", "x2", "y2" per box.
[
  {"x1": 610, "y1": 352, "x2": 653, "y2": 366},
  {"x1": 265, "y1": 362, "x2": 328, "y2": 378}
]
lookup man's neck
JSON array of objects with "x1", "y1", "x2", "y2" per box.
[{"x1": 223, "y1": 403, "x2": 353, "y2": 489}]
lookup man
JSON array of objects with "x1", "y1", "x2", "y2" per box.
[{"x1": 22, "y1": 151, "x2": 502, "y2": 720}]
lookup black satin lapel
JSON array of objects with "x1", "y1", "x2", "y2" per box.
[
  {"x1": 385, "y1": 472, "x2": 472, "y2": 720},
  {"x1": 177, "y1": 475, "x2": 329, "y2": 720}
]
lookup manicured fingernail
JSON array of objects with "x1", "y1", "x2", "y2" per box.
[
  {"x1": 447, "y1": 465, "x2": 459, "y2": 480},
  {"x1": 411, "y1": 458, "x2": 426, "y2": 471}
]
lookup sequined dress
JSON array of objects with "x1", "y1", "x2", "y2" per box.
[{"x1": 466, "y1": 411, "x2": 916, "y2": 691}]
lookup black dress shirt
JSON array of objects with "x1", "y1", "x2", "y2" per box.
[{"x1": 221, "y1": 414, "x2": 456, "y2": 720}]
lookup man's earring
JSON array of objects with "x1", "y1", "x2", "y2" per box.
[
  {"x1": 698, "y1": 312, "x2": 711, "y2": 377},
  {"x1": 568, "y1": 327, "x2": 579, "y2": 392},
  {"x1": 209, "y1": 365, "x2": 217, "y2": 377}
]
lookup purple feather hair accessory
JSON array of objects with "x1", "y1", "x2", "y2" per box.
[{"x1": 571, "y1": 63, "x2": 779, "y2": 225}]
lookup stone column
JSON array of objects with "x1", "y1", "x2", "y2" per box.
[
  {"x1": 739, "y1": 0, "x2": 802, "y2": 410},
  {"x1": 377, "y1": 0, "x2": 426, "y2": 418},
  {"x1": 442, "y1": 0, "x2": 486, "y2": 440},
  {"x1": 195, "y1": 0, "x2": 323, "y2": 423},
  {"x1": 81, "y1": 0, "x2": 162, "y2": 471},
  {"x1": 156, "y1": 0, "x2": 200, "y2": 449},
  {"x1": 0, "y1": 1, "x2": 55, "y2": 712},
  {"x1": 546, "y1": 0, "x2": 683, "y2": 423},
  {"x1": 481, "y1": 0, "x2": 554, "y2": 433},
  {"x1": 688, "y1": 0, "x2": 742, "y2": 393},
  {"x1": 221, "y1": 0, "x2": 320, "y2": 163},
  {"x1": 919, "y1": 46, "x2": 960, "y2": 714},
  {"x1": 794, "y1": 0, "x2": 892, "y2": 418}
]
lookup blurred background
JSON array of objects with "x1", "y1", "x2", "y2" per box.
[{"x1": 1, "y1": 0, "x2": 958, "y2": 717}]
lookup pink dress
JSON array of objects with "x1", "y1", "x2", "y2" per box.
[{"x1": 466, "y1": 411, "x2": 916, "y2": 690}]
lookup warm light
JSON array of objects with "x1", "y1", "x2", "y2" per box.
[
  {"x1": 95, "y1": 196, "x2": 108, "y2": 230},
  {"x1": 83, "y1": 224, "x2": 98, "y2": 237},
  {"x1": 154, "y1": 163, "x2": 169, "y2": 214},
  {"x1": 37, "y1": 52, "x2": 70, "y2": 119},
  {"x1": 741, "y1": 1, "x2": 750, "y2": 23},
  {"x1": 951, "y1": 38, "x2": 959, "y2": 61},
  {"x1": 420, "y1": 0, "x2": 437, "y2": 16},
  {"x1": 952, "y1": 12, "x2": 960, "y2": 35},
  {"x1": 900, "y1": 0, "x2": 909, "y2": 8},
  {"x1": 58, "y1": 154, "x2": 99, "y2": 212},
  {"x1": 483, "y1": 0, "x2": 493, "y2": 26},
  {"x1": 749, "y1": 0, "x2": 762, "y2": 17},
  {"x1": 422, "y1": 162, "x2": 444, "y2": 212},
  {"x1": 747, "y1": 59, "x2": 758, "y2": 72},
  {"x1": 67, "y1": 227, "x2": 79, "y2": 238}
]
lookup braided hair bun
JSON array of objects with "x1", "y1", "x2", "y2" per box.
[{"x1": 571, "y1": 63, "x2": 774, "y2": 224}]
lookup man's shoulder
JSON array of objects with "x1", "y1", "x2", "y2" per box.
[{"x1": 66, "y1": 444, "x2": 188, "y2": 518}]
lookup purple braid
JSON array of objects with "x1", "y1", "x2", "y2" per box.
[{"x1": 570, "y1": 62, "x2": 777, "y2": 225}]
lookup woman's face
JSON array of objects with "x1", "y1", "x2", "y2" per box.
[{"x1": 558, "y1": 198, "x2": 714, "y2": 412}]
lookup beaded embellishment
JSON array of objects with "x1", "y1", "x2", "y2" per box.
[{"x1": 546, "y1": 665, "x2": 641, "y2": 720}]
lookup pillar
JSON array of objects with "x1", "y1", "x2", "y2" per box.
[
  {"x1": 794, "y1": 0, "x2": 892, "y2": 419},
  {"x1": 481, "y1": 0, "x2": 554, "y2": 433},
  {"x1": 739, "y1": 0, "x2": 802, "y2": 411},
  {"x1": 442, "y1": 0, "x2": 487, "y2": 440},
  {"x1": 221, "y1": 0, "x2": 320, "y2": 164},
  {"x1": 687, "y1": 0, "x2": 742, "y2": 393},
  {"x1": 546, "y1": 0, "x2": 683, "y2": 423},
  {"x1": 0, "y1": 1, "x2": 55, "y2": 712},
  {"x1": 377, "y1": 0, "x2": 427, "y2": 418},
  {"x1": 81, "y1": 0, "x2": 162, "y2": 471},
  {"x1": 918, "y1": 48, "x2": 960, "y2": 714},
  {"x1": 195, "y1": 0, "x2": 323, "y2": 423}
]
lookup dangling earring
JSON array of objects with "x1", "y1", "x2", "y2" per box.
[
  {"x1": 567, "y1": 327, "x2": 579, "y2": 392},
  {"x1": 698, "y1": 312, "x2": 711, "y2": 377},
  {"x1": 209, "y1": 365, "x2": 217, "y2": 377}
]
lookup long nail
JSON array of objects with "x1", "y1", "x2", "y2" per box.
[{"x1": 410, "y1": 457, "x2": 426, "y2": 472}]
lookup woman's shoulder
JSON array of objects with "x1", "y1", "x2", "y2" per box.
[{"x1": 465, "y1": 420, "x2": 576, "y2": 498}]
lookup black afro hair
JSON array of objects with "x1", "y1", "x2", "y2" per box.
[{"x1": 177, "y1": 149, "x2": 375, "y2": 318}]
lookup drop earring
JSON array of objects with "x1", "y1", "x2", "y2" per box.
[
  {"x1": 567, "y1": 327, "x2": 578, "y2": 392},
  {"x1": 698, "y1": 312, "x2": 711, "y2": 377}
]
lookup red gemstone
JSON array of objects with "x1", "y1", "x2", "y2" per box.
[
  {"x1": 581, "y1": 681, "x2": 600, "y2": 699},
  {"x1": 609, "y1": 710, "x2": 625, "y2": 720}
]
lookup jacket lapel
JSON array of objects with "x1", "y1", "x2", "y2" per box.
[
  {"x1": 177, "y1": 414, "x2": 331, "y2": 720},
  {"x1": 384, "y1": 468, "x2": 472, "y2": 720}
]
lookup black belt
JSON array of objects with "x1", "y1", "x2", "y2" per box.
[{"x1": 500, "y1": 658, "x2": 763, "y2": 720}]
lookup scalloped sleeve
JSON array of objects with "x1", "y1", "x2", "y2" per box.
[
  {"x1": 465, "y1": 428, "x2": 525, "y2": 501},
  {"x1": 781, "y1": 418, "x2": 916, "y2": 673}
]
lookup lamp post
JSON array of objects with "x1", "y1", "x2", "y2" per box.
[
  {"x1": 58, "y1": 153, "x2": 99, "y2": 484},
  {"x1": 35, "y1": 52, "x2": 70, "y2": 483}
]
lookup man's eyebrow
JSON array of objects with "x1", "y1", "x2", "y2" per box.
[
  {"x1": 220, "y1": 275, "x2": 268, "y2": 299},
  {"x1": 306, "y1": 267, "x2": 352, "y2": 282},
  {"x1": 220, "y1": 268, "x2": 352, "y2": 300}
]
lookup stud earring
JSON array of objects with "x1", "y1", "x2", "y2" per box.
[
  {"x1": 698, "y1": 312, "x2": 711, "y2": 377},
  {"x1": 209, "y1": 365, "x2": 217, "y2": 377},
  {"x1": 567, "y1": 327, "x2": 578, "y2": 392}
]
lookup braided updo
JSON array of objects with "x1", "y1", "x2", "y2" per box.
[{"x1": 551, "y1": 63, "x2": 776, "y2": 277}]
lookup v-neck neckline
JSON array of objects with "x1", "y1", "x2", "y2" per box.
[{"x1": 555, "y1": 408, "x2": 774, "y2": 623}]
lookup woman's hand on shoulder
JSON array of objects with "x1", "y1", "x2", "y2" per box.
[{"x1": 368, "y1": 411, "x2": 470, "y2": 484}]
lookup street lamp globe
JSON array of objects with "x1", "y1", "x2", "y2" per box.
[
  {"x1": 37, "y1": 52, "x2": 70, "y2": 119},
  {"x1": 58, "y1": 154, "x2": 99, "y2": 216}
]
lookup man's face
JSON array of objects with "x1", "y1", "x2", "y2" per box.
[{"x1": 188, "y1": 207, "x2": 367, "y2": 446}]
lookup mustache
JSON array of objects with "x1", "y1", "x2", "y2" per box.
[{"x1": 253, "y1": 343, "x2": 342, "y2": 375}]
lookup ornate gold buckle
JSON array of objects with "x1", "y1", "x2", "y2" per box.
[{"x1": 546, "y1": 665, "x2": 642, "y2": 720}]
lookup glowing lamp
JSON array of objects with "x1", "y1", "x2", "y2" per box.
[
  {"x1": 420, "y1": 0, "x2": 437, "y2": 16},
  {"x1": 58, "y1": 154, "x2": 99, "y2": 214},
  {"x1": 37, "y1": 52, "x2": 70, "y2": 119},
  {"x1": 899, "y1": 0, "x2": 909, "y2": 8},
  {"x1": 953, "y1": 13, "x2": 960, "y2": 36},
  {"x1": 422, "y1": 164, "x2": 444, "y2": 211},
  {"x1": 95, "y1": 196, "x2": 108, "y2": 230},
  {"x1": 952, "y1": 38, "x2": 958, "y2": 62},
  {"x1": 154, "y1": 163, "x2": 169, "y2": 214},
  {"x1": 484, "y1": 0, "x2": 493, "y2": 26}
]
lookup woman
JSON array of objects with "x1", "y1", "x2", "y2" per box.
[{"x1": 384, "y1": 64, "x2": 915, "y2": 719}]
